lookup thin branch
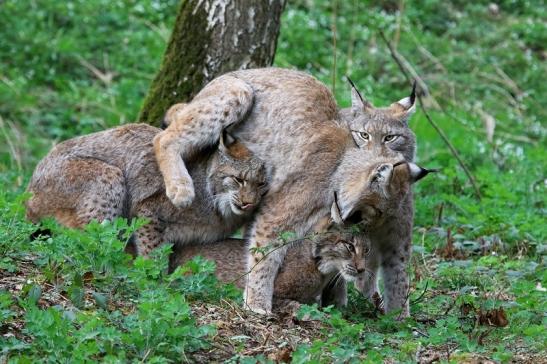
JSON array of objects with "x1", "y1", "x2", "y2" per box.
[
  {"x1": 379, "y1": 30, "x2": 482, "y2": 200},
  {"x1": 345, "y1": 0, "x2": 358, "y2": 71},
  {"x1": 331, "y1": 0, "x2": 338, "y2": 95},
  {"x1": 410, "y1": 280, "x2": 429, "y2": 305}
]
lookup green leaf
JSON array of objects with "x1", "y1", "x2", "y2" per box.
[{"x1": 92, "y1": 292, "x2": 108, "y2": 310}]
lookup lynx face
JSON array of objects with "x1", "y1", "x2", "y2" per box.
[
  {"x1": 207, "y1": 136, "x2": 268, "y2": 218},
  {"x1": 333, "y1": 152, "x2": 433, "y2": 226},
  {"x1": 343, "y1": 82, "x2": 417, "y2": 162},
  {"x1": 313, "y1": 230, "x2": 369, "y2": 282}
]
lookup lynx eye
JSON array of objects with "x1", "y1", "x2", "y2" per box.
[
  {"x1": 341, "y1": 240, "x2": 356, "y2": 254},
  {"x1": 358, "y1": 131, "x2": 370, "y2": 141},
  {"x1": 231, "y1": 176, "x2": 243, "y2": 185},
  {"x1": 384, "y1": 134, "x2": 398, "y2": 143}
]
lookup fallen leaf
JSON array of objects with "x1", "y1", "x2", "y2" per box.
[
  {"x1": 268, "y1": 347, "x2": 292, "y2": 363},
  {"x1": 478, "y1": 308, "x2": 508, "y2": 327},
  {"x1": 83, "y1": 271, "x2": 94, "y2": 283}
]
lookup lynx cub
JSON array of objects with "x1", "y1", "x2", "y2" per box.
[
  {"x1": 26, "y1": 122, "x2": 268, "y2": 256},
  {"x1": 170, "y1": 229, "x2": 369, "y2": 309}
]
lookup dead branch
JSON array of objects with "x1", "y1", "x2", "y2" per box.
[{"x1": 379, "y1": 30, "x2": 482, "y2": 200}]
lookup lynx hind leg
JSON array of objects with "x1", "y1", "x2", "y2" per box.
[
  {"x1": 27, "y1": 158, "x2": 125, "y2": 228},
  {"x1": 154, "y1": 75, "x2": 254, "y2": 208},
  {"x1": 132, "y1": 200, "x2": 165, "y2": 257}
]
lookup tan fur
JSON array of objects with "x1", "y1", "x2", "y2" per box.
[
  {"x1": 26, "y1": 123, "x2": 267, "y2": 257},
  {"x1": 170, "y1": 229, "x2": 369, "y2": 309},
  {"x1": 154, "y1": 67, "x2": 418, "y2": 314}
]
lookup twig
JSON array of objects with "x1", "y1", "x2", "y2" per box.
[
  {"x1": 379, "y1": 30, "x2": 482, "y2": 200},
  {"x1": 436, "y1": 202, "x2": 444, "y2": 226},
  {"x1": 410, "y1": 280, "x2": 429, "y2": 305},
  {"x1": 232, "y1": 235, "x2": 312, "y2": 286},
  {"x1": 331, "y1": 0, "x2": 338, "y2": 95},
  {"x1": 345, "y1": 0, "x2": 358, "y2": 71},
  {"x1": 393, "y1": 0, "x2": 405, "y2": 48},
  {"x1": 378, "y1": 31, "x2": 433, "y2": 103}
]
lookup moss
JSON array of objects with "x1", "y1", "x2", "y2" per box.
[{"x1": 138, "y1": 0, "x2": 212, "y2": 126}]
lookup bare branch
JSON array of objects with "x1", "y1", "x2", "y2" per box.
[{"x1": 379, "y1": 30, "x2": 482, "y2": 200}]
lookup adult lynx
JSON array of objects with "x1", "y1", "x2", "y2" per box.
[
  {"x1": 26, "y1": 123, "x2": 267, "y2": 256},
  {"x1": 154, "y1": 67, "x2": 417, "y2": 314},
  {"x1": 332, "y1": 154, "x2": 434, "y2": 317}
]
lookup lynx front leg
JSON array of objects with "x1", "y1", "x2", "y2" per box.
[
  {"x1": 153, "y1": 75, "x2": 254, "y2": 208},
  {"x1": 381, "y1": 243, "x2": 411, "y2": 319},
  {"x1": 355, "y1": 243, "x2": 380, "y2": 301}
]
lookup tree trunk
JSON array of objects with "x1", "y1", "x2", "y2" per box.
[{"x1": 138, "y1": 0, "x2": 286, "y2": 125}]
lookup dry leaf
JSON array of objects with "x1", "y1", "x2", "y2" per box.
[{"x1": 478, "y1": 308, "x2": 508, "y2": 327}]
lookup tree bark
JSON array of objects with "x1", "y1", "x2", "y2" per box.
[{"x1": 139, "y1": 0, "x2": 286, "y2": 125}]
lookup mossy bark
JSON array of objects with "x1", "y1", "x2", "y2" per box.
[{"x1": 139, "y1": 0, "x2": 286, "y2": 125}]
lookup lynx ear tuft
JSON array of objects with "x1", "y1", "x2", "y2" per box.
[
  {"x1": 331, "y1": 191, "x2": 344, "y2": 224},
  {"x1": 408, "y1": 163, "x2": 438, "y2": 183},
  {"x1": 394, "y1": 81, "x2": 417, "y2": 120},
  {"x1": 347, "y1": 77, "x2": 372, "y2": 114},
  {"x1": 410, "y1": 80, "x2": 417, "y2": 105},
  {"x1": 218, "y1": 129, "x2": 236, "y2": 154}
]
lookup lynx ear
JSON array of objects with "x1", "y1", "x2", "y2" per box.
[
  {"x1": 347, "y1": 77, "x2": 372, "y2": 114},
  {"x1": 408, "y1": 162, "x2": 438, "y2": 183},
  {"x1": 394, "y1": 81, "x2": 417, "y2": 120},
  {"x1": 331, "y1": 191, "x2": 344, "y2": 224},
  {"x1": 218, "y1": 129, "x2": 236, "y2": 155}
]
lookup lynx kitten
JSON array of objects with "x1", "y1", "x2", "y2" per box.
[{"x1": 26, "y1": 122, "x2": 268, "y2": 256}]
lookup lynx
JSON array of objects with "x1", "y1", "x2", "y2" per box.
[
  {"x1": 170, "y1": 229, "x2": 369, "y2": 309},
  {"x1": 26, "y1": 123, "x2": 268, "y2": 256},
  {"x1": 153, "y1": 67, "x2": 417, "y2": 314},
  {"x1": 331, "y1": 155, "x2": 434, "y2": 317}
]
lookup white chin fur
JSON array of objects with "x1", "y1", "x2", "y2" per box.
[
  {"x1": 230, "y1": 204, "x2": 245, "y2": 216},
  {"x1": 216, "y1": 194, "x2": 235, "y2": 218},
  {"x1": 342, "y1": 272, "x2": 357, "y2": 282}
]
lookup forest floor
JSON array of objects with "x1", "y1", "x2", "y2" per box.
[{"x1": 1, "y1": 0, "x2": 545, "y2": 362}]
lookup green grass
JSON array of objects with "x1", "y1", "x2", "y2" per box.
[{"x1": 1, "y1": 0, "x2": 546, "y2": 362}]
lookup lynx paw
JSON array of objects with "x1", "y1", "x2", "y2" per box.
[
  {"x1": 244, "y1": 299, "x2": 273, "y2": 315},
  {"x1": 166, "y1": 179, "x2": 195, "y2": 208},
  {"x1": 246, "y1": 305, "x2": 272, "y2": 316}
]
